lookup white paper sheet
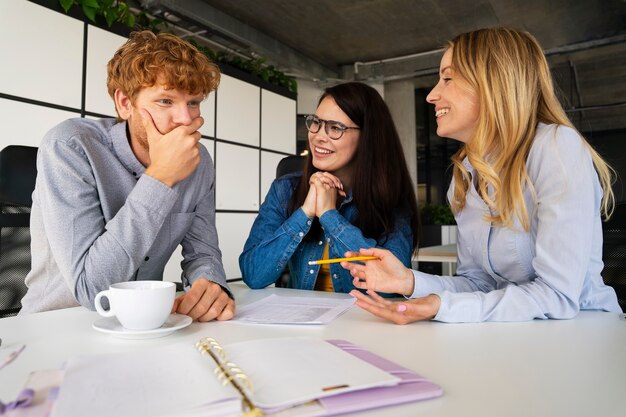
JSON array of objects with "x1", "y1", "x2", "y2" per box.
[
  {"x1": 224, "y1": 337, "x2": 400, "y2": 409},
  {"x1": 50, "y1": 343, "x2": 241, "y2": 417},
  {"x1": 233, "y1": 294, "x2": 355, "y2": 324}
]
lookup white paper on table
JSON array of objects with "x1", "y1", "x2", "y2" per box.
[{"x1": 233, "y1": 294, "x2": 355, "y2": 324}]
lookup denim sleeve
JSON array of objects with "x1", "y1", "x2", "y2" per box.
[
  {"x1": 179, "y1": 150, "x2": 230, "y2": 297},
  {"x1": 319, "y1": 208, "x2": 414, "y2": 292},
  {"x1": 240, "y1": 178, "x2": 312, "y2": 288}
]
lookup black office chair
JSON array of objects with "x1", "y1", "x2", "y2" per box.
[
  {"x1": 0, "y1": 145, "x2": 38, "y2": 317},
  {"x1": 276, "y1": 154, "x2": 305, "y2": 178},
  {"x1": 273, "y1": 155, "x2": 305, "y2": 287},
  {"x1": 602, "y1": 201, "x2": 626, "y2": 311}
]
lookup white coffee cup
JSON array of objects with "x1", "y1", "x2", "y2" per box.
[{"x1": 94, "y1": 281, "x2": 176, "y2": 330}]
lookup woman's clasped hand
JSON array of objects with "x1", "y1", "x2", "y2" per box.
[{"x1": 302, "y1": 171, "x2": 346, "y2": 218}]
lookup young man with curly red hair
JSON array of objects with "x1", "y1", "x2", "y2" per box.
[{"x1": 20, "y1": 31, "x2": 234, "y2": 321}]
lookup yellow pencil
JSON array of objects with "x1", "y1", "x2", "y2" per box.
[{"x1": 307, "y1": 256, "x2": 378, "y2": 265}]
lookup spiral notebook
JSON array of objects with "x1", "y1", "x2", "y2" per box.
[{"x1": 49, "y1": 337, "x2": 442, "y2": 417}]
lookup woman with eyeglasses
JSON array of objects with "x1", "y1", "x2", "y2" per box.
[
  {"x1": 240, "y1": 82, "x2": 419, "y2": 293},
  {"x1": 342, "y1": 27, "x2": 621, "y2": 323}
]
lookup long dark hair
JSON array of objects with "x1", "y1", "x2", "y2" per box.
[{"x1": 289, "y1": 82, "x2": 419, "y2": 250}]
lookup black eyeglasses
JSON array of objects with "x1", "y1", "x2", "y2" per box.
[{"x1": 304, "y1": 115, "x2": 360, "y2": 140}]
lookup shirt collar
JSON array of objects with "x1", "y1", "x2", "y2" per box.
[{"x1": 462, "y1": 156, "x2": 474, "y2": 173}]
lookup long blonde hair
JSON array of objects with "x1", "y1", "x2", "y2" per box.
[{"x1": 448, "y1": 27, "x2": 615, "y2": 230}]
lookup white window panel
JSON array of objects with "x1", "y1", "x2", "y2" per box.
[
  {"x1": 85, "y1": 26, "x2": 126, "y2": 117},
  {"x1": 199, "y1": 91, "x2": 216, "y2": 138},
  {"x1": 0, "y1": 98, "x2": 79, "y2": 149},
  {"x1": 200, "y1": 138, "x2": 215, "y2": 163},
  {"x1": 261, "y1": 90, "x2": 296, "y2": 153},
  {"x1": 216, "y1": 75, "x2": 260, "y2": 146},
  {"x1": 260, "y1": 152, "x2": 288, "y2": 202},
  {"x1": 216, "y1": 213, "x2": 257, "y2": 280},
  {"x1": 0, "y1": 1, "x2": 83, "y2": 108},
  {"x1": 164, "y1": 211, "x2": 257, "y2": 282},
  {"x1": 215, "y1": 143, "x2": 259, "y2": 210},
  {"x1": 163, "y1": 245, "x2": 184, "y2": 284}
]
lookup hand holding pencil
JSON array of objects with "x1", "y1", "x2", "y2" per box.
[{"x1": 340, "y1": 248, "x2": 416, "y2": 296}]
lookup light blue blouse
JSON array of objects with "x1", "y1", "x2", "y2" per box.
[{"x1": 410, "y1": 123, "x2": 622, "y2": 322}]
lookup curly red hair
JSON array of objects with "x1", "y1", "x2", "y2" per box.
[{"x1": 107, "y1": 30, "x2": 220, "y2": 115}]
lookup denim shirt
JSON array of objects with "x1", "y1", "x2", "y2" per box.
[
  {"x1": 409, "y1": 123, "x2": 621, "y2": 322},
  {"x1": 240, "y1": 173, "x2": 414, "y2": 292}
]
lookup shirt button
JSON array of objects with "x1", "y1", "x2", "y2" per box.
[
  {"x1": 318, "y1": 241, "x2": 323, "y2": 245},
  {"x1": 144, "y1": 256, "x2": 149, "y2": 261},
  {"x1": 298, "y1": 232, "x2": 304, "y2": 237},
  {"x1": 307, "y1": 220, "x2": 312, "y2": 226},
  {"x1": 332, "y1": 274, "x2": 338, "y2": 279},
  {"x1": 309, "y1": 269, "x2": 315, "y2": 274}
]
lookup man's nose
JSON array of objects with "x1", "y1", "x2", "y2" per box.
[{"x1": 172, "y1": 105, "x2": 193, "y2": 125}]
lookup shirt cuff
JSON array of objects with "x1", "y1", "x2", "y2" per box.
[
  {"x1": 132, "y1": 174, "x2": 179, "y2": 218},
  {"x1": 184, "y1": 276, "x2": 234, "y2": 300},
  {"x1": 319, "y1": 209, "x2": 347, "y2": 235},
  {"x1": 282, "y1": 207, "x2": 314, "y2": 239},
  {"x1": 408, "y1": 269, "x2": 447, "y2": 299}
]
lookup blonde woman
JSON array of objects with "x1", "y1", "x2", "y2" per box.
[{"x1": 342, "y1": 27, "x2": 621, "y2": 323}]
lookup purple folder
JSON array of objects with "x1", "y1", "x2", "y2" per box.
[{"x1": 311, "y1": 340, "x2": 443, "y2": 416}]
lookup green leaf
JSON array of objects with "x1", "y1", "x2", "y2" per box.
[
  {"x1": 149, "y1": 18, "x2": 166, "y2": 33},
  {"x1": 82, "y1": 0, "x2": 100, "y2": 8},
  {"x1": 150, "y1": 17, "x2": 165, "y2": 27},
  {"x1": 125, "y1": 13, "x2": 135, "y2": 28},
  {"x1": 289, "y1": 79, "x2": 298, "y2": 93},
  {"x1": 116, "y1": 2, "x2": 128, "y2": 14},
  {"x1": 81, "y1": 5, "x2": 97, "y2": 22},
  {"x1": 59, "y1": 0, "x2": 74, "y2": 13},
  {"x1": 104, "y1": 10, "x2": 116, "y2": 26}
]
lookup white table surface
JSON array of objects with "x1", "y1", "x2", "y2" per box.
[{"x1": 1, "y1": 284, "x2": 625, "y2": 417}]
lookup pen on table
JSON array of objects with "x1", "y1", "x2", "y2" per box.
[
  {"x1": 308, "y1": 256, "x2": 378, "y2": 265},
  {"x1": 0, "y1": 344, "x2": 26, "y2": 371}
]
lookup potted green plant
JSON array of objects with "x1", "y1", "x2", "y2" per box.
[{"x1": 419, "y1": 203, "x2": 456, "y2": 247}]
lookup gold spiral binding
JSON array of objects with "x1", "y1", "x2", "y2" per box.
[{"x1": 196, "y1": 338, "x2": 263, "y2": 417}]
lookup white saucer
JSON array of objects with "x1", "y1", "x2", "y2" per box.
[{"x1": 92, "y1": 314, "x2": 192, "y2": 339}]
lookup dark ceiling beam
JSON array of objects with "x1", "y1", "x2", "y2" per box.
[
  {"x1": 565, "y1": 101, "x2": 626, "y2": 113},
  {"x1": 544, "y1": 33, "x2": 626, "y2": 57},
  {"x1": 146, "y1": 0, "x2": 340, "y2": 81},
  {"x1": 345, "y1": 33, "x2": 626, "y2": 83}
]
